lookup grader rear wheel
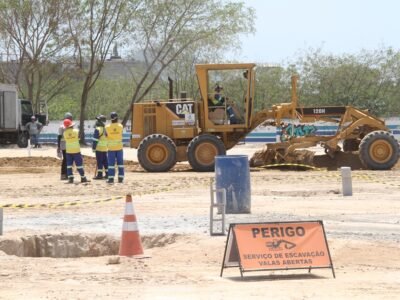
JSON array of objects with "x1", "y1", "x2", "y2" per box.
[
  {"x1": 359, "y1": 131, "x2": 399, "y2": 170},
  {"x1": 187, "y1": 134, "x2": 226, "y2": 172},
  {"x1": 137, "y1": 134, "x2": 177, "y2": 172}
]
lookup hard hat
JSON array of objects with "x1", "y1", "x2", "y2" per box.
[
  {"x1": 214, "y1": 84, "x2": 223, "y2": 92},
  {"x1": 63, "y1": 119, "x2": 74, "y2": 128},
  {"x1": 96, "y1": 114, "x2": 107, "y2": 123},
  {"x1": 110, "y1": 112, "x2": 118, "y2": 120},
  {"x1": 31, "y1": 115, "x2": 36, "y2": 120},
  {"x1": 64, "y1": 112, "x2": 73, "y2": 120}
]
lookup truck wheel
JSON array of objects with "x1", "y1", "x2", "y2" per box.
[
  {"x1": 187, "y1": 134, "x2": 226, "y2": 172},
  {"x1": 359, "y1": 131, "x2": 399, "y2": 170},
  {"x1": 17, "y1": 132, "x2": 29, "y2": 148},
  {"x1": 137, "y1": 134, "x2": 177, "y2": 172},
  {"x1": 343, "y1": 139, "x2": 360, "y2": 152}
]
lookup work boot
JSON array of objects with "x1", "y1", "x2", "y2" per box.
[
  {"x1": 68, "y1": 177, "x2": 74, "y2": 184},
  {"x1": 118, "y1": 177, "x2": 124, "y2": 183},
  {"x1": 93, "y1": 175, "x2": 103, "y2": 180},
  {"x1": 107, "y1": 178, "x2": 114, "y2": 184},
  {"x1": 81, "y1": 176, "x2": 90, "y2": 183}
]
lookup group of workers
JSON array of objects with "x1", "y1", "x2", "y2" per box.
[{"x1": 57, "y1": 112, "x2": 124, "y2": 184}]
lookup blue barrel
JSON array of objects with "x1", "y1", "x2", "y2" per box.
[{"x1": 215, "y1": 155, "x2": 251, "y2": 214}]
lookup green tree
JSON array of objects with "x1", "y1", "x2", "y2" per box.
[
  {"x1": 0, "y1": 0, "x2": 74, "y2": 113},
  {"x1": 66, "y1": 0, "x2": 135, "y2": 142},
  {"x1": 121, "y1": 0, "x2": 255, "y2": 125},
  {"x1": 294, "y1": 47, "x2": 400, "y2": 116}
]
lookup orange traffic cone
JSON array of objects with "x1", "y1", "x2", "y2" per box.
[{"x1": 119, "y1": 194, "x2": 144, "y2": 256}]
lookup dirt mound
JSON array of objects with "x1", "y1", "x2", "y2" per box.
[
  {"x1": 0, "y1": 157, "x2": 60, "y2": 168},
  {"x1": 0, "y1": 156, "x2": 192, "y2": 172}
]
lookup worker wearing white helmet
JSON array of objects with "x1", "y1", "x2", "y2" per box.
[{"x1": 26, "y1": 115, "x2": 43, "y2": 148}]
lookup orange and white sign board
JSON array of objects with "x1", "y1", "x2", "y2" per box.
[{"x1": 220, "y1": 221, "x2": 335, "y2": 278}]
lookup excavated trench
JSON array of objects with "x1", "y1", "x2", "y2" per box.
[{"x1": 0, "y1": 233, "x2": 179, "y2": 258}]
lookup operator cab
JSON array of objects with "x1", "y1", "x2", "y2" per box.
[{"x1": 196, "y1": 63, "x2": 256, "y2": 131}]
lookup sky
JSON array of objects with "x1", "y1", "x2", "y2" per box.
[{"x1": 233, "y1": 0, "x2": 400, "y2": 64}]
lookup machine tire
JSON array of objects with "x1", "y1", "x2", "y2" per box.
[
  {"x1": 17, "y1": 132, "x2": 29, "y2": 148},
  {"x1": 137, "y1": 134, "x2": 177, "y2": 172},
  {"x1": 343, "y1": 138, "x2": 360, "y2": 152},
  {"x1": 359, "y1": 130, "x2": 399, "y2": 170},
  {"x1": 187, "y1": 134, "x2": 226, "y2": 172}
]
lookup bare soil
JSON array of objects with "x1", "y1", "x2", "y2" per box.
[{"x1": 0, "y1": 145, "x2": 399, "y2": 299}]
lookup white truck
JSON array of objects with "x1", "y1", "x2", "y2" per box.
[{"x1": 0, "y1": 83, "x2": 47, "y2": 147}]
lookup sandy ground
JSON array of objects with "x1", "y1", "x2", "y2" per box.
[{"x1": 0, "y1": 143, "x2": 399, "y2": 299}]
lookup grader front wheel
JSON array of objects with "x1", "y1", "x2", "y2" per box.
[{"x1": 359, "y1": 131, "x2": 399, "y2": 170}]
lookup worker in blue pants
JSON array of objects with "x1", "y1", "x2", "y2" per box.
[
  {"x1": 92, "y1": 114, "x2": 108, "y2": 179},
  {"x1": 63, "y1": 119, "x2": 89, "y2": 184},
  {"x1": 105, "y1": 112, "x2": 124, "y2": 184}
]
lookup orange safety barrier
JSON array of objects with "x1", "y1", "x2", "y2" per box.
[
  {"x1": 220, "y1": 221, "x2": 335, "y2": 278},
  {"x1": 119, "y1": 194, "x2": 144, "y2": 257}
]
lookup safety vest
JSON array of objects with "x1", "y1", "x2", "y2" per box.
[
  {"x1": 63, "y1": 128, "x2": 80, "y2": 154},
  {"x1": 95, "y1": 126, "x2": 108, "y2": 152},
  {"x1": 106, "y1": 122, "x2": 123, "y2": 151}
]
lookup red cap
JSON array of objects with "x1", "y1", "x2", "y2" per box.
[{"x1": 63, "y1": 119, "x2": 74, "y2": 128}]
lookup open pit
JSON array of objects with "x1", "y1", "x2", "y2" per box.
[{"x1": 0, "y1": 233, "x2": 179, "y2": 258}]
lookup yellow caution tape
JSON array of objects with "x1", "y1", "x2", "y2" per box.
[
  {"x1": 0, "y1": 196, "x2": 125, "y2": 209},
  {"x1": 0, "y1": 178, "x2": 212, "y2": 209},
  {"x1": 255, "y1": 163, "x2": 323, "y2": 171}
]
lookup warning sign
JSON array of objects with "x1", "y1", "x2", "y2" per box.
[{"x1": 220, "y1": 221, "x2": 335, "y2": 278}]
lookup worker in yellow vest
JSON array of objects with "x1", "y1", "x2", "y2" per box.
[
  {"x1": 63, "y1": 119, "x2": 89, "y2": 184},
  {"x1": 105, "y1": 112, "x2": 124, "y2": 183},
  {"x1": 92, "y1": 114, "x2": 108, "y2": 180}
]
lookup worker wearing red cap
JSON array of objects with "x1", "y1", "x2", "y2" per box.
[
  {"x1": 57, "y1": 112, "x2": 73, "y2": 180},
  {"x1": 63, "y1": 119, "x2": 89, "y2": 184}
]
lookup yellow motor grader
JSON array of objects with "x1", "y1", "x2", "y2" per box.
[{"x1": 131, "y1": 63, "x2": 399, "y2": 172}]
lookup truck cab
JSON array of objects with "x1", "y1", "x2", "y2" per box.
[{"x1": 0, "y1": 83, "x2": 47, "y2": 147}]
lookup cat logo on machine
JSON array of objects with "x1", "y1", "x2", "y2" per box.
[
  {"x1": 166, "y1": 102, "x2": 195, "y2": 118},
  {"x1": 176, "y1": 103, "x2": 194, "y2": 114}
]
